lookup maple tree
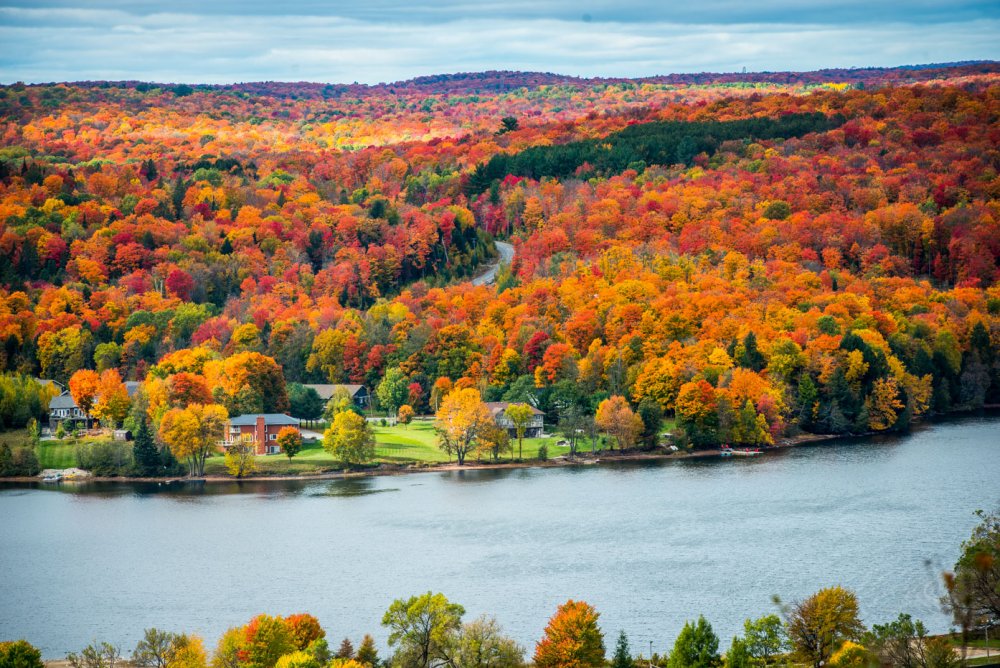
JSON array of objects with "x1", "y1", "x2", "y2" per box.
[
  {"x1": 435, "y1": 388, "x2": 494, "y2": 465},
  {"x1": 534, "y1": 599, "x2": 606, "y2": 668},
  {"x1": 158, "y1": 403, "x2": 228, "y2": 476}
]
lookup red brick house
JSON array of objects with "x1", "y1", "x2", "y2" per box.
[{"x1": 221, "y1": 414, "x2": 301, "y2": 455}]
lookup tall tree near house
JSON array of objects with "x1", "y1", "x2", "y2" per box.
[
  {"x1": 132, "y1": 416, "x2": 160, "y2": 476},
  {"x1": 376, "y1": 367, "x2": 410, "y2": 415},
  {"x1": 505, "y1": 403, "x2": 534, "y2": 460},
  {"x1": 158, "y1": 403, "x2": 228, "y2": 477},
  {"x1": 277, "y1": 426, "x2": 303, "y2": 461},
  {"x1": 69, "y1": 368, "x2": 100, "y2": 428},
  {"x1": 435, "y1": 388, "x2": 493, "y2": 465},
  {"x1": 93, "y1": 369, "x2": 131, "y2": 427}
]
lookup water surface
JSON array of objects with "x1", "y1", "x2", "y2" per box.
[{"x1": 1, "y1": 416, "x2": 998, "y2": 658}]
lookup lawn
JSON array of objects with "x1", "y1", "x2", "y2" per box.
[{"x1": 37, "y1": 440, "x2": 78, "y2": 469}]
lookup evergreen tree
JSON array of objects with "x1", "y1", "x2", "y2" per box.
[
  {"x1": 336, "y1": 638, "x2": 354, "y2": 659},
  {"x1": 736, "y1": 332, "x2": 766, "y2": 372},
  {"x1": 355, "y1": 634, "x2": 378, "y2": 667},
  {"x1": 612, "y1": 631, "x2": 634, "y2": 668},
  {"x1": 668, "y1": 616, "x2": 720, "y2": 668},
  {"x1": 132, "y1": 416, "x2": 159, "y2": 476},
  {"x1": 723, "y1": 637, "x2": 752, "y2": 668}
]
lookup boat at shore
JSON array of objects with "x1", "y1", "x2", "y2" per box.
[{"x1": 720, "y1": 446, "x2": 763, "y2": 457}]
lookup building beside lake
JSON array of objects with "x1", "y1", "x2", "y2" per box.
[
  {"x1": 486, "y1": 402, "x2": 545, "y2": 438},
  {"x1": 46, "y1": 381, "x2": 140, "y2": 431},
  {"x1": 221, "y1": 414, "x2": 301, "y2": 455},
  {"x1": 303, "y1": 384, "x2": 371, "y2": 409}
]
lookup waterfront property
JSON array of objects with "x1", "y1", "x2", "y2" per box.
[
  {"x1": 303, "y1": 383, "x2": 371, "y2": 410},
  {"x1": 486, "y1": 402, "x2": 545, "y2": 438},
  {"x1": 221, "y1": 413, "x2": 301, "y2": 455},
  {"x1": 46, "y1": 381, "x2": 140, "y2": 431}
]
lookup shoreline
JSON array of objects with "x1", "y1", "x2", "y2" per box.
[
  {"x1": 0, "y1": 429, "x2": 880, "y2": 486},
  {"x1": 6, "y1": 409, "x2": 997, "y2": 487}
]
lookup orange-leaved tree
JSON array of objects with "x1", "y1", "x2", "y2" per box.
[
  {"x1": 594, "y1": 396, "x2": 642, "y2": 451},
  {"x1": 435, "y1": 388, "x2": 493, "y2": 465},
  {"x1": 68, "y1": 369, "x2": 100, "y2": 427},
  {"x1": 534, "y1": 599, "x2": 606, "y2": 668}
]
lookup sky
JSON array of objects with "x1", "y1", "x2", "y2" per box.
[{"x1": 0, "y1": 1, "x2": 998, "y2": 85}]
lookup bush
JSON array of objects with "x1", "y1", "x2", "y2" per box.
[
  {"x1": 0, "y1": 639, "x2": 44, "y2": 668},
  {"x1": 75, "y1": 440, "x2": 133, "y2": 476},
  {"x1": 537, "y1": 444, "x2": 548, "y2": 461},
  {"x1": 0, "y1": 442, "x2": 41, "y2": 477}
]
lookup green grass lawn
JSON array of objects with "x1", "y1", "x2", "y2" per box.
[
  {"x1": 202, "y1": 417, "x2": 680, "y2": 477},
  {"x1": 37, "y1": 440, "x2": 77, "y2": 469}
]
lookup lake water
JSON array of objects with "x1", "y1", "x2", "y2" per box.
[{"x1": 1, "y1": 416, "x2": 998, "y2": 659}]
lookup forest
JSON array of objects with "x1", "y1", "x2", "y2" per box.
[{"x1": 0, "y1": 63, "x2": 999, "y2": 452}]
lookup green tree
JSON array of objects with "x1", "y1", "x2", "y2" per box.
[
  {"x1": 287, "y1": 383, "x2": 324, "y2": 420},
  {"x1": 382, "y1": 592, "x2": 465, "y2": 668},
  {"x1": 611, "y1": 631, "x2": 634, "y2": 668},
  {"x1": 742, "y1": 614, "x2": 787, "y2": 663},
  {"x1": 945, "y1": 509, "x2": 1000, "y2": 635},
  {"x1": 0, "y1": 640, "x2": 44, "y2": 668},
  {"x1": 637, "y1": 398, "x2": 664, "y2": 448},
  {"x1": 355, "y1": 635, "x2": 379, "y2": 667},
  {"x1": 67, "y1": 642, "x2": 123, "y2": 668},
  {"x1": 377, "y1": 367, "x2": 410, "y2": 415},
  {"x1": 132, "y1": 416, "x2": 160, "y2": 476},
  {"x1": 322, "y1": 411, "x2": 375, "y2": 466},
  {"x1": 784, "y1": 586, "x2": 865, "y2": 668},
  {"x1": 863, "y1": 613, "x2": 928, "y2": 668},
  {"x1": 449, "y1": 615, "x2": 525, "y2": 668},
  {"x1": 668, "y1": 616, "x2": 720, "y2": 668},
  {"x1": 722, "y1": 637, "x2": 752, "y2": 668},
  {"x1": 131, "y1": 629, "x2": 182, "y2": 668},
  {"x1": 505, "y1": 403, "x2": 534, "y2": 460}
]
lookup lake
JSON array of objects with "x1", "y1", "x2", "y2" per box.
[{"x1": 1, "y1": 415, "x2": 998, "y2": 659}]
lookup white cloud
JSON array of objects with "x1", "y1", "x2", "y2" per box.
[{"x1": 0, "y1": 7, "x2": 997, "y2": 83}]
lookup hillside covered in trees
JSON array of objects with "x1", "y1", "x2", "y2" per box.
[{"x1": 1, "y1": 64, "x2": 999, "y2": 449}]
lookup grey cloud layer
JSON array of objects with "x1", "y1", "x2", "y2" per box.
[{"x1": 1, "y1": 3, "x2": 998, "y2": 84}]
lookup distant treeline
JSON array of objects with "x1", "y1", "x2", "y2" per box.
[{"x1": 467, "y1": 112, "x2": 845, "y2": 194}]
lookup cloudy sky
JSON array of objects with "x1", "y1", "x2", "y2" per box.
[{"x1": 1, "y1": 1, "x2": 998, "y2": 84}]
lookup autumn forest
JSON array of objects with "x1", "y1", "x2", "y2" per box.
[{"x1": 2, "y1": 62, "x2": 1000, "y2": 455}]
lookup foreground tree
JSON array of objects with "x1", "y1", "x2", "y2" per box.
[
  {"x1": 322, "y1": 411, "x2": 375, "y2": 466},
  {"x1": 534, "y1": 600, "x2": 605, "y2": 668},
  {"x1": 668, "y1": 616, "x2": 720, "y2": 668},
  {"x1": 448, "y1": 615, "x2": 525, "y2": 668},
  {"x1": 397, "y1": 404, "x2": 415, "y2": 428},
  {"x1": 944, "y1": 509, "x2": 1000, "y2": 634},
  {"x1": 0, "y1": 640, "x2": 44, "y2": 668},
  {"x1": 784, "y1": 586, "x2": 865, "y2": 667},
  {"x1": 742, "y1": 614, "x2": 787, "y2": 663},
  {"x1": 355, "y1": 635, "x2": 379, "y2": 667},
  {"x1": 382, "y1": 592, "x2": 465, "y2": 668},
  {"x1": 436, "y1": 388, "x2": 494, "y2": 465},
  {"x1": 93, "y1": 369, "x2": 131, "y2": 427},
  {"x1": 131, "y1": 628, "x2": 182, "y2": 668},
  {"x1": 611, "y1": 631, "x2": 634, "y2": 668},
  {"x1": 67, "y1": 643, "x2": 123, "y2": 668},
  {"x1": 158, "y1": 403, "x2": 228, "y2": 477},
  {"x1": 132, "y1": 416, "x2": 161, "y2": 476}
]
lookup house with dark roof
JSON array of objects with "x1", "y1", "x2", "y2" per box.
[
  {"x1": 46, "y1": 380, "x2": 142, "y2": 431},
  {"x1": 221, "y1": 413, "x2": 301, "y2": 455},
  {"x1": 484, "y1": 402, "x2": 545, "y2": 438},
  {"x1": 303, "y1": 383, "x2": 370, "y2": 409}
]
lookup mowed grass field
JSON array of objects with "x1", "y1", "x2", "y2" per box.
[{"x1": 203, "y1": 419, "x2": 576, "y2": 475}]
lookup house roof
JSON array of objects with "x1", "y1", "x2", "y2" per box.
[
  {"x1": 49, "y1": 393, "x2": 77, "y2": 410},
  {"x1": 303, "y1": 384, "x2": 366, "y2": 400},
  {"x1": 228, "y1": 413, "x2": 301, "y2": 426},
  {"x1": 125, "y1": 381, "x2": 141, "y2": 397},
  {"x1": 35, "y1": 378, "x2": 65, "y2": 391},
  {"x1": 484, "y1": 402, "x2": 545, "y2": 417}
]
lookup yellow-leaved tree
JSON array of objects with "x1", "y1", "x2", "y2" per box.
[
  {"x1": 159, "y1": 403, "x2": 228, "y2": 477},
  {"x1": 435, "y1": 388, "x2": 493, "y2": 465},
  {"x1": 322, "y1": 411, "x2": 375, "y2": 467},
  {"x1": 866, "y1": 377, "x2": 904, "y2": 431}
]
